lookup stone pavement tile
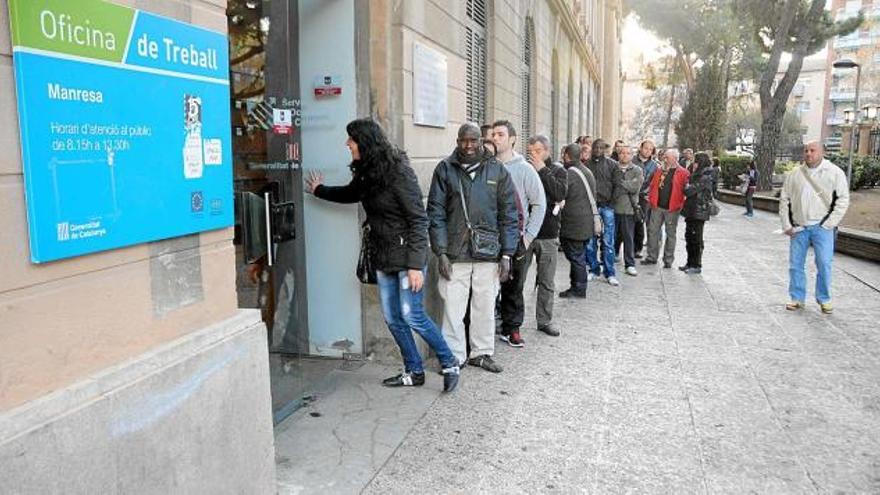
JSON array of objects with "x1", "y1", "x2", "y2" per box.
[
  {"x1": 589, "y1": 460, "x2": 705, "y2": 494},
  {"x1": 274, "y1": 364, "x2": 441, "y2": 494}
]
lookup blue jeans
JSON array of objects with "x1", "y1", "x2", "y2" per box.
[
  {"x1": 376, "y1": 268, "x2": 457, "y2": 373},
  {"x1": 789, "y1": 225, "x2": 835, "y2": 304},
  {"x1": 585, "y1": 206, "x2": 617, "y2": 278}
]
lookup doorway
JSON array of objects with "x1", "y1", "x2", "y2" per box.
[{"x1": 227, "y1": 0, "x2": 341, "y2": 423}]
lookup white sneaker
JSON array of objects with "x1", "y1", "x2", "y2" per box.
[
  {"x1": 587, "y1": 272, "x2": 596, "y2": 282},
  {"x1": 607, "y1": 276, "x2": 620, "y2": 286},
  {"x1": 625, "y1": 266, "x2": 638, "y2": 276}
]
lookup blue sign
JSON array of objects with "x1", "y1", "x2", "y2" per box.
[{"x1": 8, "y1": 0, "x2": 233, "y2": 263}]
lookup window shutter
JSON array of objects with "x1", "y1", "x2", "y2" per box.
[{"x1": 465, "y1": 0, "x2": 488, "y2": 125}]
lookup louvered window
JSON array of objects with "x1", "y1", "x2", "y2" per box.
[
  {"x1": 465, "y1": 0, "x2": 488, "y2": 125},
  {"x1": 521, "y1": 20, "x2": 533, "y2": 153},
  {"x1": 551, "y1": 52, "x2": 559, "y2": 155},
  {"x1": 567, "y1": 72, "x2": 574, "y2": 144}
]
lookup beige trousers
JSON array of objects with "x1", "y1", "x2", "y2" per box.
[{"x1": 437, "y1": 261, "x2": 500, "y2": 364}]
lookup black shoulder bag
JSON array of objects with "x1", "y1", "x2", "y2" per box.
[
  {"x1": 458, "y1": 176, "x2": 501, "y2": 261},
  {"x1": 356, "y1": 220, "x2": 377, "y2": 284}
]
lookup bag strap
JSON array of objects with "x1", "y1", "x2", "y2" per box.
[
  {"x1": 456, "y1": 174, "x2": 474, "y2": 232},
  {"x1": 571, "y1": 166, "x2": 600, "y2": 216},
  {"x1": 800, "y1": 165, "x2": 832, "y2": 210}
]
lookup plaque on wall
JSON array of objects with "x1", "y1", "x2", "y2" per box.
[{"x1": 413, "y1": 43, "x2": 448, "y2": 128}]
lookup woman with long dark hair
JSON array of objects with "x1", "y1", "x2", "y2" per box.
[
  {"x1": 305, "y1": 118, "x2": 460, "y2": 392},
  {"x1": 680, "y1": 152, "x2": 716, "y2": 274}
]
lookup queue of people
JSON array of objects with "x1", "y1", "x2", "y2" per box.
[{"x1": 306, "y1": 118, "x2": 849, "y2": 392}]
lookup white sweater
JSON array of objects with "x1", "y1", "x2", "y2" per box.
[{"x1": 778, "y1": 159, "x2": 850, "y2": 230}]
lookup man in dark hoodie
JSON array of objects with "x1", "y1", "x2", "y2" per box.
[
  {"x1": 428, "y1": 123, "x2": 519, "y2": 373},
  {"x1": 584, "y1": 138, "x2": 624, "y2": 286},
  {"x1": 524, "y1": 134, "x2": 568, "y2": 337}
]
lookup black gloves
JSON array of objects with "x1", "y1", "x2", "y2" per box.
[
  {"x1": 498, "y1": 256, "x2": 511, "y2": 283},
  {"x1": 438, "y1": 254, "x2": 452, "y2": 281}
]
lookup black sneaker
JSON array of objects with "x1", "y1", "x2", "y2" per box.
[
  {"x1": 678, "y1": 265, "x2": 690, "y2": 272},
  {"x1": 441, "y1": 366, "x2": 460, "y2": 392},
  {"x1": 467, "y1": 355, "x2": 503, "y2": 373},
  {"x1": 641, "y1": 259, "x2": 657, "y2": 265},
  {"x1": 559, "y1": 289, "x2": 586, "y2": 299},
  {"x1": 382, "y1": 372, "x2": 425, "y2": 387},
  {"x1": 538, "y1": 324, "x2": 560, "y2": 337}
]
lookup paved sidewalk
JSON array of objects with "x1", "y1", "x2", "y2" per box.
[{"x1": 279, "y1": 203, "x2": 880, "y2": 494}]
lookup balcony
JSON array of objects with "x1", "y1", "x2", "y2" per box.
[{"x1": 826, "y1": 116, "x2": 846, "y2": 126}]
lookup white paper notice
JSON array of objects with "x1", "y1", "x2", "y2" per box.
[
  {"x1": 203, "y1": 139, "x2": 222, "y2": 165},
  {"x1": 183, "y1": 131, "x2": 204, "y2": 179}
]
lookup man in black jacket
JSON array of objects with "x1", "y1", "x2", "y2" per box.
[
  {"x1": 524, "y1": 135, "x2": 567, "y2": 336},
  {"x1": 428, "y1": 123, "x2": 519, "y2": 373},
  {"x1": 584, "y1": 138, "x2": 624, "y2": 286},
  {"x1": 559, "y1": 143, "x2": 598, "y2": 298}
]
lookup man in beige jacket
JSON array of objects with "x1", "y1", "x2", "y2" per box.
[{"x1": 779, "y1": 141, "x2": 850, "y2": 314}]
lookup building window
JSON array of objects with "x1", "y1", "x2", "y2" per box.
[
  {"x1": 567, "y1": 71, "x2": 574, "y2": 144},
  {"x1": 521, "y1": 18, "x2": 535, "y2": 153},
  {"x1": 579, "y1": 83, "x2": 584, "y2": 138},
  {"x1": 551, "y1": 51, "x2": 559, "y2": 154},
  {"x1": 465, "y1": 0, "x2": 488, "y2": 125}
]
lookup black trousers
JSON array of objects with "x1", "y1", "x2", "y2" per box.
[
  {"x1": 614, "y1": 214, "x2": 636, "y2": 267},
  {"x1": 634, "y1": 195, "x2": 649, "y2": 253},
  {"x1": 560, "y1": 237, "x2": 589, "y2": 295},
  {"x1": 500, "y1": 241, "x2": 529, "y2": 333},
  {"x1": 684, "y1": 219, "x2": 705, "y2": 268}
]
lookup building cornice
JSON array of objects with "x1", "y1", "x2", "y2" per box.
[{"x1": 547, "y1": 0, "x2": 600, "y2": 82}]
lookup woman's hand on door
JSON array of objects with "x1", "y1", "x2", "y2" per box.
[{"x1": 305, "y1": 170, "x2": 324, "y2": 195}]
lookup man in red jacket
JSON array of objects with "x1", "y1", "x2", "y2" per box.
[{"x1": 643, "y1": 149, "x2": 690, "y2": 268}]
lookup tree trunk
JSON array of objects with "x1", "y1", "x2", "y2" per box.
[
  {"x1": 662, "y1": 84, "x2": 676, "y2": 148},
  {"x1": 755, "y1": 104, "x2": 784, "y2": 191}
]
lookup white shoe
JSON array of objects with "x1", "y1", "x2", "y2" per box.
[
  {"x1": 625, "y1": 266, "x2": 638, "y2": 276},
  {"x1": 607, "y1": 276, "x2": 620, "y2": 286},
  {"x1": 587, "y1": 272, "x2": 596, "y2": 282}
]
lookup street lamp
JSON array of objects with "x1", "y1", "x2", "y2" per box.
[{"x1": 833, "y1": 57, "x2": 861, "y2": 187}]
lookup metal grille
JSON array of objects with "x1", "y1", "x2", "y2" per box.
[
  {"x1": 567, "y1": 72, "x2": 574, "y2": 144},
  {"x1": 465, "y1": 0, "x2": 488, "y2": 125},
  {"x1": 521, "y1": 20, "x2": 533, "y2": 153},
  {"x1": 579, "y1": 84, "x2": 584, "y2": 137},
  {"x1": 466, "y1": 0, "x2": 488, "y2": 29},
  {"x1": 551, "y1": 53, "x2": 559, "y2": 155}
]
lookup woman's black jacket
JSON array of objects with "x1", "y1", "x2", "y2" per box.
[
  {"x1": 682, "y1": 165, "x2": 715, "y2": 221},
  {"x1": 314, "y1": 157, "x2": 428, "y2": 272}
]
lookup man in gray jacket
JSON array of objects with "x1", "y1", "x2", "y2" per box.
[
  {"x1": 428, "y1": 123, "x2": 520, "y2": 372},
  {"x1": 613, "y1": 145, "x2": 644, "y2": 276},
  {"x1": 492, "y1": 120, "x2": 547, "y2": 348}
]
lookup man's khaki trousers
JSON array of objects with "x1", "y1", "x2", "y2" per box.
[{"x1": 437, "y1": 261, "x2": 500, "y2": 365}]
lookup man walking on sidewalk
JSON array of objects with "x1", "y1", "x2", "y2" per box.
[
  {"x1": 428, "y1": 123, "x2": 520, "y2": 373},
  {"x1": 493, "y1": 120, "x2": 547, "y2": 348},
  {"x1": 584, "y1": 138, "x2": 623, "y2": 286},
  {"x1": 559, "y1": 143, "x2": 599, "y2": 299},
  {"x1": 614, "y1": 145, "x2": 644, "y2": 277},
  {"x1": 779, "y1": 141, "x2": 850, "y2": 314},
  {"x1": 523, "y1": 135, "x2": 568, "y2": 337},
  {"x1": 643, "y1": 149, "x2": 689, "y2": 269}
]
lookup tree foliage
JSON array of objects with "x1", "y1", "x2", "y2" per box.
[
  {"x1": 675, "y1": 63, "x2": 727, "y2": 152},
  {"x1": 739, "y1": 0, "x2": 862, "y2": 189}
]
